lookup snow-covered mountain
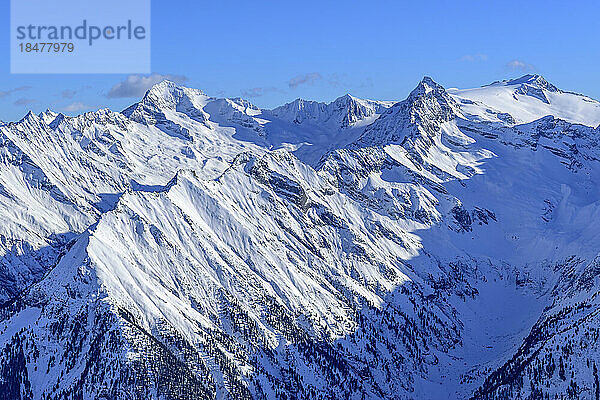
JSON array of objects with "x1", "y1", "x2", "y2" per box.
[
  {"x1": 0, "y1": 74, "x2": 599, "y2": 400},
  {"x1": 449, "y1": 74, "x2": 600, "y2": 127}
]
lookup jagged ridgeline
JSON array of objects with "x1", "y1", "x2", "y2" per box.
[{"x1": 1, "y1": 74, "x2": 600, "y2": 399}]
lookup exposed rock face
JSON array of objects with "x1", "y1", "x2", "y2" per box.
[{"x1": 0, "y1": 75, "x2": 600, "y2": 399}]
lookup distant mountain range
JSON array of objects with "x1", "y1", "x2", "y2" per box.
[{"x1": 0, "y1": 74, "x2": 599, "y2": 399}]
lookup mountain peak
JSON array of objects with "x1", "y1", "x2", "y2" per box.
[
  {"x1": 141, "y1": 80, "x2": 205, "y2": 107},
  {"x1": 123, "y1": 80, "x2": 210, "y2": 124},
  {"x1": 19, "y1": 110, "x2": 40, "y2": 124},
  {"x1": 505, "y1": 74, "x2": 544, "y2": 85},
  {"x1": 330, "y1": 93, "x2": 363, "y2": 110},
  {"x1": 421, "y1": 75, "x2": 438, "y2": 86},
  {"x1": 406, "y1": 76, "x2": 456, "y2": 107},
  {"x1": 41, "y1": 108, "x2": 56, "y2": 115},
  {"x1": 39, "y1": 109, "x2": 59, "y2": 125},
  {"x1": 48, "y1": 113, "x2": 66, "y2": 129},
  {"x1": 506, "y1": 74, "x2": 559, "y2": 92},
  {"x1": 145, "y1": 79, "x2": 187, "y2": 94},
  {"x1": 268, "y1": 94, "x2": 390, "y2": 128},
  {"x1": 487, "y1": 74, "x2": 560, "y2": 93},
  {"x1": 354, "y1": 76, "x2": 459, "y2": 147},
  {"x1": 333, "y1": 93, "x2": 358, "y2": 103},
  {"x1": 267, "y1": 98, "x2": 328, "y2": 124},
  {"x1": 408, "y1": 76, "x2": 448, "y2": 99}
]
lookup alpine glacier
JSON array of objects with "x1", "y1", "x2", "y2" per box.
[{"x1": 0, "y1": 74, "x2": 599, "y2": 400}]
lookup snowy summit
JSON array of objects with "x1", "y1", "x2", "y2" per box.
[{"x1": 0, "y1": 75, "x2": 599, "y2": 400}]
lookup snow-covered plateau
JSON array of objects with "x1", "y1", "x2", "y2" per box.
[{"x1": 1, "y1": 74, "x2": 599, "y2": 399}]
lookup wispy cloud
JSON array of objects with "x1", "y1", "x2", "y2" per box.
[
  {"x1": 327, "y1": 73, "x2": 344, "y2": 89},
  {"x1": 288, "y1": 72, "x2": 322, "y2": 89},
  {"x1": 61, "y1": 89, "x2": 77, "y2": 99},
  {"x1": 0, "y1": 86, "x2": 31, "y2": 99},
  {"x1": 460, "y1": 54, "x2": 488, "y2": 62},
  {"x1": 62, "y1": 102, "x2": 91, "y2": 112},
  {"x1": 506, "y1": 59, "x2": 535, "y2": 71},
  {"x1": 326, "y1": 73, "x2": 373, "y2": 93},
  {"x1": 359, "y1": 77, "x2": 374, "y2": 90},
  {"x1": 241, "y1": 72, "x2": 369, "y2": 99},
  {"x1": 240, "y1": 86, "x2": 281, "y2": 98},
  {"x1": 241, "y1": 87, "x2": 266, "y2": 98},
  {"x1": 107, "y1": 73, "x2": 188, "y2": 98},
  {"x1": 14, "y1": 98, "x2": 36, "y2": 106}
]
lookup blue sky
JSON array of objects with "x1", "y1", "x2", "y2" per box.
[{"x1": 1, "y1": 0, "x2": 598, "y2": 121}]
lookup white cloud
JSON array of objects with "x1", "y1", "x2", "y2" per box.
[
  {"x1": 240, "y1": 86, "x2": 281, "y2": 98},
  {"x1": 61, "y1": 89, "x2": 77, "y2": 99},
  {"x1": 14, "y1": 98, "x2": 36, "y2": 106},
  {"x1": 62, "y1": 102, "x2": 90, "y2": 112},
  {"x1": 107, "y1": 74, "x2": 188, "y2": 98},
  {"x1": 460, "y1": 54, "x2": 488, "y2": 62},
  {"x1": 288, "y1": 72, "x2": 322, "y2": 89},
  {"x1": 0, "y1": 86, "x2": 31, "y2": 99},
  {"x1": 506, "y1": 59, "x2": 534, "y2": 71},
  {"x1": 241, "y1": 87, "x2": 264, "y2": 97}
]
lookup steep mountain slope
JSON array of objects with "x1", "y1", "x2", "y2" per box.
[
  {"x1": 257, "y1": 94, "x2": 394, "y2": 166},
  {"x1": 449, "y1": 74, "x2": 600, "y2": 127},
  {"x1": 0, "y1": 129, "x2": 87, "y2": 304},
  {"x1": 0, "y1": 75, "x2": 599, "y2": 400}
]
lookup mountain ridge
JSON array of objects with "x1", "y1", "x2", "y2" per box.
[{"x1": 0, "y1": 74, "x2": 599, "y2": 399}]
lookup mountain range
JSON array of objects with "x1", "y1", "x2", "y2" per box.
[{"x1": 0, "y1": 73, "x2": 599, "y2": 399}]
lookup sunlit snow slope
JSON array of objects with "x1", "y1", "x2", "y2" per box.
[
  {"x1": 449, "y1": 74, "x2": 600, "y2": 127},
  {"x1": 0, "y1": 75, "x2": 599, "y2": 400}
]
